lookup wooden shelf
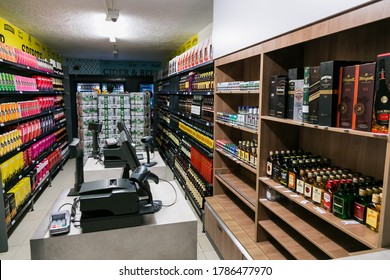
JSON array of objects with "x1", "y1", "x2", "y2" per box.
[
  {"x1": 261, "y1": 116, "x2": 388, "y2": 140},
  {"x1": 215, "y1": 147, "x2": 257, "y2": 174},
  {"x1": 259, "y1": 198, "x2": 365, "y2": 258},
  {"x1": 215, "y1": 170, "x2": 257, "y2": 211},
  {"x1": 259, "y1": 177, "x2": 379, "y2": 249},
  {"x1": 207, "y1": 195, "x2": 269, "y2": 260},
  {"x1": 256, "y1": 241, "x2": 288, "y2": 260},
  {"x1": 258, "y1": 220, "x2": 318, "y2": 260},
  {"x1": 216, "y1": 90, "x2": 260, "y2": 95},
  {"x1": 216, "y1": 120, "x2": 258, "y2": 134}
]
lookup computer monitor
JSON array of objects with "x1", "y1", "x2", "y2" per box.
[{"x1": 117, "y1": 119, "x2": 133, "y2": 144}]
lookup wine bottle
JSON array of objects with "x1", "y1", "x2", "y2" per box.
[{"x1": 374, "y1": 58, "x2": 390, "y2": 127}]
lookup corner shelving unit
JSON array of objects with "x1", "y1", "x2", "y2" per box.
[
  {"x1": 0, "y1": 57, "x2": 69, "y2": 253},
  {"x1": 205, "y1": 1, "x2": 390, "y2": 260}
]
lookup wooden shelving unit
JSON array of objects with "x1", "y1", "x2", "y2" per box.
[{"x1": 205, "y1": 1, "x2": 390, "y2": 260}]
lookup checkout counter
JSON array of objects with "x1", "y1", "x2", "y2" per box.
[{"x1": 29, "y1": 148, "x2": 197, "y2": 260}]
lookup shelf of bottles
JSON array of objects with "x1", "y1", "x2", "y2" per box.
[{"x1": 259, "y1": 148, "x2": 382, "y2": 249}]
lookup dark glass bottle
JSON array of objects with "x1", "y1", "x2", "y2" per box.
[
  {"x1": 333, "y1": 179, "x2": 350, "y2": 219},
  {"x1": 280, "y1": 154, "x2": 291, "y2": 187},
  {"x1": 296, "y1": 169, "x2": 306, "y2": 196},
  {"x1": 287, "y1": 160, "x2": 299, "y2": 192},
  {"x1": 266, "y1": 151, "x2": 274, "y2": 178},
  {"x1": 304, "y1": 172, "x2": 314, "y2": 201},
  {"x1": 374, "y1": 59, "x2": 390, "y2": 127},
  {"x1": 353, "y1": 188, "x2": 368, "y2": 224}
]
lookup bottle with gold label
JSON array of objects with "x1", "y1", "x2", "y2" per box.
[
  {"x1": 304, "y1": 172, "x2": 314, "y2": 200},
  {"x1": 366, "y1": 193, "x2": 381, "y2": 232},
  {"x1": 266, "y1": 150, "x2": 274, "y2": 178},
  {"x1": 296, "y1": 169, "x2": 306, "y2": 196},
  {"x1": 238, "y1": 140, "x2": 242, "y2": 160},
  {"x1": 312, "y1": 175, "x2": 325, "y2": 206},
  {"x1": 287, "y1": 160, "x2": 299, "y2": 192}
]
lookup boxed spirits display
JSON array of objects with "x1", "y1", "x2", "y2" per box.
[
  {"x1": 354, "y1": 62, "x2": 376, "y2": 131},
  {"x1": 287, "y1": 68, "x2": 304, "y2": 119},
  {"x1": 268, "y1": 75, "x2": 277, "y2": 116},
  {"x1": 302, "y1": 67, "x2": 311, "y2": 123},
  {"x1": 372, "y1": 53, "x2": 390, "y2": 134},
  {"x1": 319, "y1": 60, "x2": 358, "y2": 127},
  {"x1": 337, "y1": 65, "x2": 358, "y2": 128},
  {"x1": 308, "y1": 66, "x2": 320, "y2": 124},
  {"x1": 275, "y1": 76, "x2": 288, "y2": 118},
  {"x1": 293, "y1": 79, "x2": 304, "y2": 121}
]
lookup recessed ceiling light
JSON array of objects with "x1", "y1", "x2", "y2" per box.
[{"x1": 109, "y1": 36, "x2": 116, "y2": 43}]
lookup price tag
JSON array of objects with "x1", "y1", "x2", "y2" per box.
[
  {"x1": 274, "y1": 185, "x2": 284, "y2": 189},
  {"x1": 259, "y1": 198, "x2": 268, "y2": 202},
  {"x1": 283, "y1": 189, "x2": 292, "y2": 193},
  {"x1": 314, "y1": 206, "x2": 326, "y2": 214},
  {"x1": 290, "y1": 194, "x2": 301, "y2": 198},
  {"x1": 0, "y1": 58, "x2": 3, "y2": 62},
  {"x1": 341, "y1": 220, "x2": 359, "y2": 225},
  {"x1": 19, "y1": 175, "x2": 22, "y2": 179},
  {"x1": 259, "y1": 176, "x2": 269, "y2": 181},
  {"x1": 300, "y1": 200, "x2": 309, "y2": 205}
]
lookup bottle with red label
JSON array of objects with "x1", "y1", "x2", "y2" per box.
[{"x1": 353, "y1": 188, "x2": 368, "y2": 224}]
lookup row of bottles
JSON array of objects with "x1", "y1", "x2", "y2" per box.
[
  {"x1": 216, "y1": 105, "x2": 259, "y2": 130},
  {"x1": 178, "y1": 95, "x2": 214, "y2": 122},
  {"x1": 216, "y1": 138, "x2": 258, "y2": 168},
  {"x1": 266, "y1": 149, "x2": 382, "y2": 232},
  {"x1": 179, "y1": 71, "x2": 214, "y2": 93},
  {"x1": 201, "y1": 96, "x2": 214, "y2": 122}
]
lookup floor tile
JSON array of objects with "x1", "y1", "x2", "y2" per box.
[
  {"x1": 13, "y1": 244, "x2": 31, "y2": 260},
  {"x1": 204, "y1": 250, "x2": 220, "y2": 260},
  {"x1": 198, "y1": 235, "x2": 214, "y2": 252},
  {"x1": 197, "y1": 252, "x2": 206, "y2": 260}
]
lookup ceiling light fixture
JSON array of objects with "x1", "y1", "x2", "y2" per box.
[
  {"x1": 105, "y1": 0, "x2": 119, "y2": 22},
  {"x1": 109, "y1": 36, "x2": 116, "y2": 43}
]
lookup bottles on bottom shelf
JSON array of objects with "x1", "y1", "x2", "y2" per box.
[
  {"x1": 174, "y1": 154, "x2": 212, "y2": 210},
  {"x1": 266, "y1": 148, "x2": 383, "y2": 232},
  {"x1": 3, "y1": 147, "x2": 63, "y2": 227}
]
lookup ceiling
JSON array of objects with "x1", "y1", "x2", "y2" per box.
[{"x1": 0, "y1": 0, "x2": 213, "y2": 62}]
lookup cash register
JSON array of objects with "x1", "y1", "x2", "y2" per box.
[{"x1": 78, "y1": 120, "x2": 162, "y2": 233}]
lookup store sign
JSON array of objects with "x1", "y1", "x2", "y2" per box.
[
  {"x1": 100, "y1": 60, "x2": 161, "y2": 77},
  {"x1": 0, "y1": 17, "x2": 61, "y2": 61}
]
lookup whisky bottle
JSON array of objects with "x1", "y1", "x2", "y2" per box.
[
  {"x1": 272, "y1": 151, "x2": 282, "y2": 182},
  {"x1": 287, "y1": 160, "x2": 299, "y2": 191},
  {"x1": 266, "y1": 151, "x2": 274, "y2": 178},
  {"x1": 366, "y1": 193, "x2": 381, "y2": 232},
  {"x1": 374, "y1": 59, "x2": 390, "y2": 127},
  {"x1": 333, "y1": 180, "x2": 350, "y2": 219},
  {"x1": 353, "y1": 188, "x2": 368, "y2": 224},
  {"x1": 312, "y1": 175, "x2": 325, "y2": 206},
  {"x1": 296, "y1": 169, "x2": 306, "y2": 196},
  {"x1": 280, "y1": 153, "x2": 290, "y2": 187},
  {"x1": 322, "y1": 177, "x2": 336, "y2": 212},
  {"x1": 304, "y1": 172, "x2": 314, "y2": 200},
  {"x1": 238, "y1": 141, "x2": 243, "y2": 160}
]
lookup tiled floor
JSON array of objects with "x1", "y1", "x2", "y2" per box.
[{"x1": 0, "y1": 158, "x2": 220, "y2": 260}]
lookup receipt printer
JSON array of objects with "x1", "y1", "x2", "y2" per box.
[
  {"x1": 79, "y1": 178, "x2": 139, "y2": 215},
  {"x1": 79, "y1": 178, "x2": 140, "y2": 232}
]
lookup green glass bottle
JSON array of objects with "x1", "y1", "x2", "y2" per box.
[{"x1": 333, "y1": 179, "x2": 350, "y2": 219}]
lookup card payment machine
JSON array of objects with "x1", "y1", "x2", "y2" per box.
[{"x1": 49, "y1": 210, "x2": 71, "y2": 235}]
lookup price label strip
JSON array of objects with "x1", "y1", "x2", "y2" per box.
[
  {"x1": 314, "y1": 206, "x2": 326, "y2": 214},
  {"x1": 341, "y1": 220, "x2": 360, "y2": 225},
  {"x1": 300, "y1": 200, "x2": 309, "y2": 205}
]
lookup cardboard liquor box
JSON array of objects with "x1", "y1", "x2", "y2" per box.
[
  {"x1": 293, "y1": 79, "x2": 304, "y2": 121},
  {"x1": 354, "y1": 62, "x2": 376, "y2": 131},
  {"x1": 337, "y1": 65, "x2": 358, "y2": 128},
  {"x1": 268, "y1": 75, "x2": 277, "y2": 116},
  {"x1": 275, "y1": 75, "x2": 288, "y2": 118},
  {"x1": 287, "y1": 68, "x2": 304, "y2": 119},
  {"x1": 319, "y1": 60, "x2": 359, "y2": 127},
  {"x1": 308, "y1": 66, "x2": 321, "y2": 124},
  {"x1": 372, "y1": 53, "x2": 390, "y2": 134}
]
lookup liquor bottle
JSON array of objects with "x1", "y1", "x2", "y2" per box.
[
  {"x1": 287, "y1": 160, "x2": 299, "y2": 191},
  {"x1": 280, "y1": 153, "x2": 290, "y2": 187},
  {"x1": 249, "y1": 141, "x2": 255, "y2": 166},
  {"x1": 353, "y1": 188, "x2": 368, "y2": 224},
  {"x1": 374, "y1": 59, "x2": 390, "y2": 127},
  {"x1": 244, "y1": 141, "x2": 250, "y2": 163},
  {"x1": 266, "y1": 151, "x2": 274, "y2": 178},
  {"x1": 312, "y1": 175, "x2": 325, "y2": 206},
  {"x1": 252, "y1": 146, "x2": 258, "y2": 167},
  {"x1": 322, "y1": 177, "x2": 336, "y2": 212},
  {"x1": 238, "y1": 141, "x2": 243, "y2": 160},
  {"x1": 366, "y1": 193, "x2": 381, "y2": 232},
  {"x1": 304, "y1": 172, "x2": 314, "y2": 200},
  {"x1": 333, "y1": 180, "x2": 350, "y2": 219},
  {"x1": 272, "y1": 151, "x2": 283, "y2": 183},
  {"x1": 296, "y1": 169, "x2": 306, "y2": 196}
]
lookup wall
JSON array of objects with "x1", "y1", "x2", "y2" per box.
[{"x1": 212, "y1": 0, "x2": 374, "y2": 58}]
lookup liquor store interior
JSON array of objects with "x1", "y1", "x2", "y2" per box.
[{"x1": 1, "y1": 0, "x2": 390, "y2": 260}]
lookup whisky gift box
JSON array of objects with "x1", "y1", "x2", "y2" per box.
[
  {"x1": 308, "y1": 66, "x2": 320, "y2": 124},
  {"x1": 293, "y1": 79, "x2": 304, "y2": 121},
  {"x1": 337, "y1": 65, "x2": 358, "y2": 128},
  {"x1": 354, "y1": 62, "x2": 376, "y2": 131},
  {"x1": 372, "y1": 53, "x2": 390, "y2": 134},
  {"x1": 302, "y1": 67, "x2": 311, "y2": 123},
  {"x1": 287, "y1": 68, "x2": 304, "y2": 119},
  {"x1": 268, "y1": 75, "x2": 277, "y2": 116},
  {"x1": 275, "y1": 75, "x2": 288, "y2": 118},
  {"x1": 319, "y1": 60, "x2": 359, "y2": 127}
]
